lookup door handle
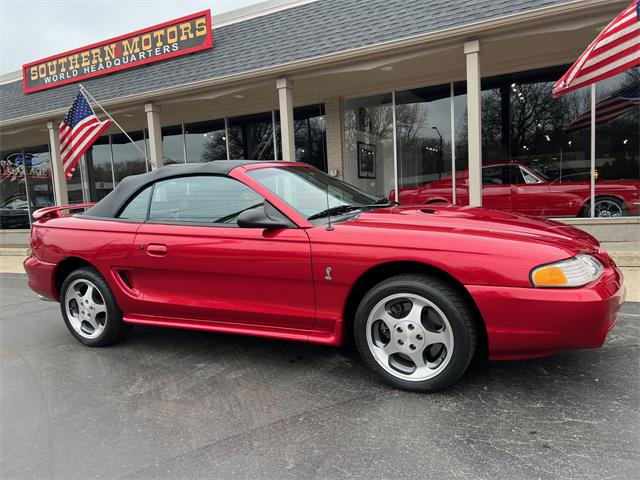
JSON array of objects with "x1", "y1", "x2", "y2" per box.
[{"x1": 146, "y1": 243, "x2": 168, "y2": 256}]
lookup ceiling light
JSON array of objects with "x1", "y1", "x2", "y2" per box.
[
  {"x1": 233, "y1": 94, "x2": 245, "y2": 99},
  {"x1": 123, "y1": 114, "x2": 134, "y2": 118},
  {"x1": 381, "y1": 66, "x2": 394, "y2": 72}
]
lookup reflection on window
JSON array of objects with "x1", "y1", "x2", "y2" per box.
[
  {"x1": 396, "y1": 85, "x2": 451, "y2": 191},
  {"x1": 228, "y1": 112, "x2": 275, "y2": 160},
  {"x1": 149, "y1": 175, "x2": 263, "y2": 224},
  {"x1": 118, "y1": 185, "x2": 152, "y2": 221},
  {"x1": 344, "y1": 93, "x2": 395, "y2": 197},
  {"x1": 24, "y1": 145, "x2": 55, "y2": 219},
  {"x1": 0, "y1": 149, "x2": 30, "y2": 229},
  {"x1": 594, "y1": 68, "x2": 639, "y2": 217},
  {"x1": 185, "y1": 119, "x2": 227, "y2": 162},
  {"x1": 85, "y1": 135, "x2": 113, "y2": 201},
  {"x1": 474, "y1": 66, "x2": 597, "y2": 217},
  {"x1": 162, "y1": 125, "x2": 185, "y2": 164},
  {"x1": 274, "y1": 105, "x2": 327, "y2": 169},
  {"x1": 112, "y1": 131, "x2": 147, "y2": 185}
]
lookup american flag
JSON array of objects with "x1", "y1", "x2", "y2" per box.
[
  {"x1": 567, "y1": 80, "x2": 640, "y2": 132},
  {"x1": 552, "y1": 0, "x2": 639, "y2": 98},
  {"x1": 59, "y1": 92, "x2": 112, "y2": 179}
]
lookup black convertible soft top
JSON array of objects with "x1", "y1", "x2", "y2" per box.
[{"x1": 86, "y1": 160, "x2": 260, "y2": 218}]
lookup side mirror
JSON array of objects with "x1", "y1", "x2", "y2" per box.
[{"x1": 237, "y1": 205, "x2": 291, "y2": 230}]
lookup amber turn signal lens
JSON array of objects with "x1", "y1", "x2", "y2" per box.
[
  {"x1": 531, "y1": 254, "x2": 603, "y2": 288},
  {"x1": 532, "y1": 266, "x2": 568, "y2": 286}
]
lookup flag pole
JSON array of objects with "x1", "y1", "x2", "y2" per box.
[{"x1": 79, "y1": 84, "x2": 149, "y2": 162}]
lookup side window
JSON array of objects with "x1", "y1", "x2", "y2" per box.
[
  {"x1": 118, "y1": 185, "x2": 152, "y2": 221},
  {"x1": 148, "y1": 175, "x2": 263, "y2": 225},
  {"x1": 482, "y1": 166, "x2": 504, "y2": 185},
  {"x1": 509, "y1": 165, "x2": 527, "y2": 185},
  {"x1": 520, "y1": 167, "x2": 539, "y2": 184}
]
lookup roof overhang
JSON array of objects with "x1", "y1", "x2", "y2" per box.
[{"x1": 0, "y1": 0, "x2": 626, "y2": 130}]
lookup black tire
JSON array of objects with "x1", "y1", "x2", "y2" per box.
[
  {"x1": 354, "y1": 274, "x2": 477, "y2": 392},
  {"x1": 580, "y1": 196, "x2": 626, "y2": 218},
  {"x1": 60, "y1": 267, "x2": 131, "y2": 347}
]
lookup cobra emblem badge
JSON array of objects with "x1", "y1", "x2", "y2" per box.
[{"x1": 325, "y1": 267, "x2": 333, "y2": 281}]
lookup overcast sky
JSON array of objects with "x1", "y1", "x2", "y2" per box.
[{"x1": 0, "y1": 0, "x2": 263, "y2": 74}]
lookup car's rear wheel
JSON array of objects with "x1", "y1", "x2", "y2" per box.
[
  {"x1": 581, "y1": 196, "x2": 626, "y2": 218},
  {"x1": 60, "y1": 267, "x2": 131, "y2": 347},
  {"x1": 354, "y1": 274, "x2": 477, "y2": 392}
]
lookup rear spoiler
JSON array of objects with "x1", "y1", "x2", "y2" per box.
[{"x1": 32, "y1": 202, "x2": 96, "y2": 221}]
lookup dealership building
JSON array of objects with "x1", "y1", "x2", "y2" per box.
[{"x1": 0, "y1": 0, "x2": 638, "y2": 242}]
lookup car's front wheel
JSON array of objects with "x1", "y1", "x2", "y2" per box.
[
  {"x1": 354, "y1": 274, "x2": 477, "y2": 392},
  {"x1": 60, "y1": 267, "x2": 131, "y2": 347}
]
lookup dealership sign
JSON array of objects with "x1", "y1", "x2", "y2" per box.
[{"x1": 22, "y1": 10, "x2": 212, "y2": 94}]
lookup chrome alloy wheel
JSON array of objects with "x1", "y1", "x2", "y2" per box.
[
  {"x1": 64, "y1": 279, "x2": 107, "y2": 339},
  {"x1": 366, "y1": 293, "x2": 454, "y2": 381},
  {"x1": 594, "y1": 199, "x2": 623, "y2": 217}
]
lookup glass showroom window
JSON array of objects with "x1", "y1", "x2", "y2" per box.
[
  {"x1": 594, "y1": 68, "x2": 639, "y2": 217},
  {"x1": 228, "y1": 112, "x2": 275, "y2": 160},
  {"x1": 343, "y1": 93, "x2": 395, "y2": 197},
  {"x1": 184, "y1": 119, "x2": 227, "y2": 162},
  {"x1": 476, "y1": 66, "x2": 595, "y2": 217},
  {"x1": 294, "y1": 104, "x2": 327, "y2": 171},
  {"x1": 66, "y1": 164, "x2": 84, "y2": 204},
  {"x1": 24, "y1": 144, "x2": 55, "y2": 218},
  {"x1": 273, "y1": 104, "x2": 328, "y2": 169},
  {"x1": 0, "y1": 148, "x2": 29, "y2": 229},
  {"x1": 394, "y1": 84, "x2": 453, "y2": 205},
  {"x1": 112, "y1": 130, "x2": 147, "y2": 184},
  {"x1": 85, "y1": 135, "x2": 114, "y2": 201},
  {"x1": 162, "y1": 125, "x2": 185, "y2": 164}
]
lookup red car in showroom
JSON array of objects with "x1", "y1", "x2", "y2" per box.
[
  {"x1": 391, "y1": 161, "x2": 640, "y2": 218},
  {"x1": 24, "y1": 161, "x2": 625, "y2": 392}
]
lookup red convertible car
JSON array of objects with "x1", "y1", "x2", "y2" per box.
[
  {"x1": 24, "y1": 161, "x2": 625, "y2": 392},
  {"x1": 391, "y1": 161, "x2": 640, "y2": 218}
]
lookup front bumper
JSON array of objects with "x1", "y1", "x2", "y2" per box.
[
  {"x1": 23, "y1": 255, "x2": 58, "y2": 301},
  {"x1": 468, "y1": 261, "x2": 625, "y2": 361}
]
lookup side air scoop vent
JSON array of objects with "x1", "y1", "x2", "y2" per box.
[{"x1": 420, "y1": 209, "x2": 437, "y2": 215}]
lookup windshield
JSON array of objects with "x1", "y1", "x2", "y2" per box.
[{"x1": 247, "y1": 166, "x2": 384, "y2": 220}]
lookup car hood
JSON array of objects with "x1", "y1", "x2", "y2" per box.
[{"x1": 346, "y1": 205, "x2": 599, "y2": 252}]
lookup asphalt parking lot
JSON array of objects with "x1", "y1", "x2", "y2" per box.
[{"x1": 1, "y1": 273, "x2": 638, "y2": 480}]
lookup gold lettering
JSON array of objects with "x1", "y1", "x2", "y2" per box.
[
  {"x1": 47, "y1": 61, "x2": 57, "y2": 76},
  {"x1": 38, "y1": 64, "x2": 47, "y2": 78},
  {"x1": 195, "y1": 17, "x2": 207, "y2": 36},
  {"x1": 30, "y1": 67, "x2": 38, "y2": 81},
  {"x1": 90, "y1": 48, "x2": 102, "y2": 64},
  {"x1": 141, "y1": 33, "x2": 152, "y2": 50},
  {"x1": 103, "y1": 44, "x2": 116, "y2": 61},
  {"x1": 166, "y1": 26, "x2": 178, "y2": 44},
  {"x1": 80, "y1": 51, "x2": 91, "y2": 67},
  {"x1": 179, "y1": 22, "x2": 193, "y2": 41},
  {"x1": 68, "y1": 54, "x2": 80, "y2": 70},
  {"x1": 153, "y1": 30, "x2": 165, "y2": 47},
  {"x1": 122, "y1": 38, "x2": 140, "y2": 55},
  {"x1": 57, "y1": 57, "x2": 67, "y2": 73}
]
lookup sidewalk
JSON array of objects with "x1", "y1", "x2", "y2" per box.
[{"x1": 2, "y1": 242, "x2": 638, "y2": 300}]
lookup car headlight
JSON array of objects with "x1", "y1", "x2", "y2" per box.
[{"x1": 531, "y1": 254, "x2": 603, "y2": 288}]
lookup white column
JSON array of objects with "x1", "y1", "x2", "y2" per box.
[
  {"x1": 276, "y1": 78, "x2": 295, "y2": 162},
  {"x1": 46, "y1": 121, "x2": 68, "y2": 205},
  {"x1": 145, "y1": 103, "x2": 164, "y2": 170},
  {"x1": 324, "y1": 96, "x2": 344, "y2": 177},
  {"x1": 465, "y1": 40, "x2": 482, "y2": 207}
]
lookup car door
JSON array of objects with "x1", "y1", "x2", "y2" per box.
[
  {"x1": 481, "y1": 165, "x2": 512, "y2": 212},
  {"x1": 127, "y1": 174, "x2": 316, "y2": 331},
  {"x1": 510, "y1": 165, "x2": 552, "y2": 216}
]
